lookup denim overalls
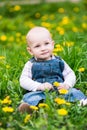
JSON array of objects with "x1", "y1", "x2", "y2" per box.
[{"x1": 22, "y1": 56, "x2": 86, "y2": 106}]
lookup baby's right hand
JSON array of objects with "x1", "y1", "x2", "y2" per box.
[{"x1": 37, "y1": 82, "x2": 53, "y2": 91}]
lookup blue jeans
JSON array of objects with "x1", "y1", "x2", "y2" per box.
[
  {"x1": 22, "y1": 88, "x2": 86, "y2": 106},
  {"x1": 63, "y1": 88, "x2": 86, "y2": 102}
]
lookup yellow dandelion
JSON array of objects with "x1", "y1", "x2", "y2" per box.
[
  {"x1": 41, "y1": 15, "x2": 48, "y2": 21},
  {"x1": 35, "y1": 12, "x2": 40, "y2": 18},
  {"x1": 58, "y1": 89, "x2": 68, "y2": 94},
  {"x1": 2, "y1": 107, "x2": 14, "y2": 113},
  {"x1": 41, "y1": 22, "x2": 51, "y2": 28},
  {"x1": 24, "y1": 114, "x2": 31, "y2": 123},
  {"x1": 58, "y1": 8, "x2": 65, "y2": 13},
  {"x1": 1, "y1": 96, "x2": 12, "y2": 105},
  {"x1": 30, "y1": 106, "x2": 38, "y2": 111},
  {"x1": 21, "y1": 35, "x2": 26, "y2": 41},
  {"x1": 0, "y1": 56, "x2": 5, "y2": 60},
  {"x1": 49, "y1": 14, "x2": 55, "y2": 20},
  {"x1": 53, "y1": 81, "x2": 60, "y2": 87},
  {"x1": 56, "y1": 26, "x2": 65, "y2": 35},
  {"x1": 63, "y1": 41, "x2": 71, "y2": 46},
  {"x1": 73, "y1": 7, "x2": 79, "y2": 12},
  {"x1": 61, "y1": 16, "x2": 70, "y2": 25},
  {"x1": 59, "y1": 29, "x2": 65, "y2": 35},
  {"x1": 54, "y1": 98, "x2": 66, "y2": 105},
  {"x1": 72, "y1": 27, "x2": 78, "y2": 32},
  {"x1": 65, "y1": 102, "x2": 71, "y2": 106},
  {"x1": 82, "y1": 23, "x2": 87, "y2": 29},
  {"x1": 57, "y1": 108, "x2": 68, "y2": 116},
  {"x1": 55, "y1": 44, "x2": 61, "y2": 48},
  {"x1": 82, "y1": 15, "x2": 87, "y2": 20},
  {"x1": 38, "y1": 103, "x2": 49, "y2": 109},
  {"x1": 53, "y1": 52, "x2": 57, "y2": 56},
  {"x1": 0, "y1": 35, "x2": 7, "y2": 41},
  {"x1": 78, "y1": 67, "x2": 85, "y2": 72},
  {"x1": 16, "y1": 32, "x2": 21, "y2": 37},
  {"x1": 63, "y1": 41, "x2": 74, "y2": 47},
  {"x1": 0, "y1": 15, "x2": 2, "y2": 20},
  {"x1": 16, "y1": 38, "x2": 20, "y2": 43},
  {"x1": 25, "y1": 21, "x2": 35, "y2": 28},
  {"x1": 14, "y1": 5, "x2": 21, "y2": 11},
  {"x1": 55, "y1": 44, "x2": 64, "y2": 52},
  {"x1": 8, "y1": 36, "x2": 14, "y2": 42},
  {"x1": 56, "y1": 26, "x2": 62, "y2": 31},
  {"x1": 6, "y1": 65, "x2": 10, "y2": 69},
  {"x1": 53, "y1": 48, "x2": 58, "y2": 53}
]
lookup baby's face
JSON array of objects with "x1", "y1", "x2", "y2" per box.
[{"x1": 27, "y1": 29, "x2": 54, "y2": 60}]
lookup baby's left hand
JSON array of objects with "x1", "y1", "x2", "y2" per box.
[{"x1": 58, "y1": 83, "x2": 70, "y2": 90}]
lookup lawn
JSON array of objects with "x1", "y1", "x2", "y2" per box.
[{"x1": 0, "y1": 0, "x2": 87, "y2": 129}]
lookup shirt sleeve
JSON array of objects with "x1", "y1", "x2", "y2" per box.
[
  {"x1": 19, "y1": 61, "x2": 42, "y2": 91},
  {"x1": 62, "y1": 60, "x2": 76, "y2": 87}
]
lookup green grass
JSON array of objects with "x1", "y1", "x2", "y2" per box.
[{"x1": 0, "y1": 1, "x2": 87, "y2": 129}]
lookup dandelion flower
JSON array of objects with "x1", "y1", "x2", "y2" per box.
[
  {"x1": 24, "y1": 114, "x2": 31, "y2": 123},
  {"x1": 56, "y1": 26, "x2": 65, "y2": 35},
  {"x1": 78, "y1": 67, "x2": 85, "y2": 72},
  {"x1": 82, "y1": 23, "x2": 87, "y2": 29},
  {"x1": 8, "y1": 36, "x2": 14, "y2": 42},
  {"x1": 54, "y1": 98, "x2": 66, "y2": 105},
  {"x1": 73, "y1": 7, "x2": 79, "y2": 12},
  {"x1": 0, "y1": 56, "x2": 5, "y2": 60},
  {"x1": 41, "y1": 15, "x2": 48, "y2": 21},
  {"x1": 41, "y1": 22, "x2": 51, "y2": 28},
  {"x1": 1, "y1": 96, "x2": 12, "y2": 105},
  {"x1": 58, "y1": 89, "x2": 68, "y2": 94},
  {"x1": 38, "y1": 103, "x2": 49, "y2": 109},
  {"x1": 65, "y1": 102, "x2": 71, "y2": 106},
  {"x1": 61, "y1": 16, "x2": 70, "y2": 25},
  {"x1": 54, "y1": 44, "x2": 64, "y2": 52},
  {"x1": 57, "y1": 108, "x2": 68, "y2": 116},
  {"x1": 14, "y1": 5, "x2": 21, "y2": 11},
  {"x1": 53, "y1": 82, "x2": 60, "y2": 87},
  {"x1": 35, "y1": 12, "x2": 41, "y2": 18},
  {"x1": 58, "y1": 8, "x2": 65, "y2": 13},
  {"x1": 72, "y1": 27, "x2": 78, "y2": 32},
  {"x1": 63, "y1": 41, "x2": 74, "y2": 47},
  {"x1": 30, "y1": 106, "x2": 38, "y2": 111},
  {"x1": 0, "y1": 15, "x2": 2, "y2": 20},
  {"x1": 16, "y1": 32, "x2": 21, "y2": 37},
  {"x1": 6, "y1": 65, "x2": 10, "y2": 69},
  {"x1": 0, "y1": 35, "x2": 7, "y2": 41},
  {"x1": 49, "y1": 14, "x2": 55, "y2": 20},
  {"x1": 2, "y1": 107, "x2": 14, "y2": 113}
]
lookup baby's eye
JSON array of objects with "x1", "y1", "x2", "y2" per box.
[
  {"x1": 45, "y1": 42, "x2": 49, "y2": 45},
  {"x1": 35, "y1": 45, "x2": 40, "y2": 48}
]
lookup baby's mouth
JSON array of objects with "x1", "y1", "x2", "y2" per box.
[{"x1": 41, "y1": 51, "x2": 49, "y2": 55}]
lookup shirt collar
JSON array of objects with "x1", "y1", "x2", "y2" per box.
[{"x1": 34, "y1": 55, "x2": 55, "y2": 61}]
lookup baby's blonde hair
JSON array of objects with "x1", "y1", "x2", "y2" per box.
[{"x1": 26, "y1": 26, "x2": 52, "y2": 45}]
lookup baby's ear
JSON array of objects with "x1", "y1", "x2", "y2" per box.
[
  {"x1": 52, "y1": 40, "x2": 55, "y2": 45},
  {"x1": 27, "y1": 47, "x2": 33, "y2": 56}
]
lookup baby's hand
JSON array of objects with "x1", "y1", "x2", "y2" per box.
[
  {"x1": 58, "y1": 83, "x2": 70, "y2": 90},
  {"x1": 37, "y1": 82, "x2": 53, "y2": 91}
]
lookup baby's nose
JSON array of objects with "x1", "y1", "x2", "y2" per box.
[{"x1": 41, "y1": 45, "x2": 46, "y2": 50}]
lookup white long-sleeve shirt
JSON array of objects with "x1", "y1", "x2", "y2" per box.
[{"x1": 19, "y1": 56, "x2": 76, "y2": 91}]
